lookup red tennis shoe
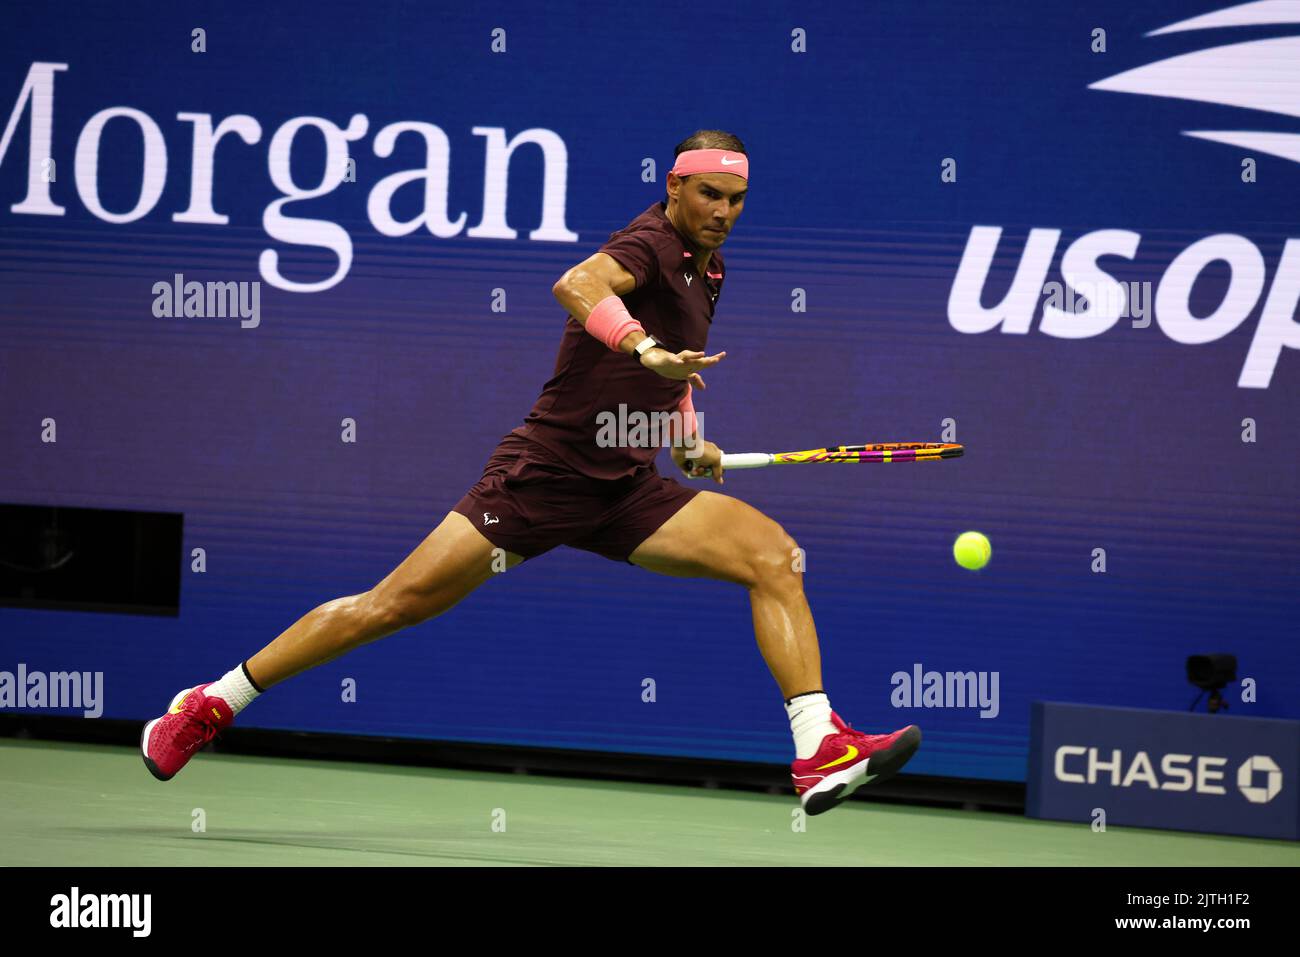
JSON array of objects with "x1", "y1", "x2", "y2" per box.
[
  {"x1": 791, "y1": 712, "x2": 921, "y2": 815},
  {"x1": 141, "y1": 683, "x2": 235, "y2": 781}
]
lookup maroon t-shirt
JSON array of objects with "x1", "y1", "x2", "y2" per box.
[{"x1": 509, "y1": 201, "x2": 725, "y2": 480}]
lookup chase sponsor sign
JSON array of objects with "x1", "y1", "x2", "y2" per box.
[{"x1": 1027, "y1": 702, "x2": 1299, "y2": 840}]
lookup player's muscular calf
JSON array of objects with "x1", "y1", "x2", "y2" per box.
[{"x1": 630, "y1": 491, "x2": 821, "y2": 698}]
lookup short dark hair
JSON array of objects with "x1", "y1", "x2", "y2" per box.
[{"x1": 673, "y1": 130, "x2": 747, "y2": 176}]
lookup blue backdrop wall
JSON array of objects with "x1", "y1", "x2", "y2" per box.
[{"x1": 2, "y1": 1, "x2": 1297, "y2": 781}]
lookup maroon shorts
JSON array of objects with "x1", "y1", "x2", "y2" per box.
[{"x1": 452, "y1": 434, "x2": 701, "y2": 563}]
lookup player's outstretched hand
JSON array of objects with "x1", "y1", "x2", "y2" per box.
[{"x1": 640, "y1": 348, "x2": 726, "y2": 389}]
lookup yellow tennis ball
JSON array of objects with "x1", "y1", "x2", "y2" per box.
[{"x1": 953, "y1": 531, "x2": 991, "y2": 570}]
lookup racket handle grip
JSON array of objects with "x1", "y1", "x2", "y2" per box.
[{"x1": 719, "y1": 452, "x2": 773, "y2": 470}]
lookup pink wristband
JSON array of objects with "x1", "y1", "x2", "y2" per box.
[{"x1": 584, "y1": 295, "x2": 643, "y2": 352}]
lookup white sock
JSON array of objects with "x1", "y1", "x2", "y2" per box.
[
  {"x1": 205, "y1": 663, "x2": 261, "y2": 715},
  {"x1": 786, "y1": 691, "x2": 837, "y2": 760}
]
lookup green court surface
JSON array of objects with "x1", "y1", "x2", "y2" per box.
[{"x1": 2, "y1": 740, "x2": 1296, "y2": 867}]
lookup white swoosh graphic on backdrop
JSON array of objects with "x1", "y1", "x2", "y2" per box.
[
  {"x1": 1185, "y1": 130, "x2": 1300, "y2": 164},
  {"x1": 1147, "y1": 0, "x2": 1300, "y2": 36},
  {"x1": 1091, "y1": 21, "x2": 1300, "y2": 165},
  {"x1": 1090, "y1": 36, "x2": 1300, "y2": 119}
]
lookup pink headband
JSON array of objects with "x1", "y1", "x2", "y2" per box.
[{"x1": 670, "y1": 148, "x2": 749, "y2": 181}]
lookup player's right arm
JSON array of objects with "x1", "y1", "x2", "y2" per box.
[
  {"x1": 551, "y1": 253, "x2": 725, "y2": 387},
  {"x1": 552, "y1": 252, "x2": 640, "y2": 336}
]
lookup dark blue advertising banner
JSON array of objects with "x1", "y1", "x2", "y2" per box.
[{"x1": 1, "y1": 2, "x2": 1297, "y2": 782}]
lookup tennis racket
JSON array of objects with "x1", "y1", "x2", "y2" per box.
[{"x1": 687, "y1": 442, "x2": 963, "y2": 476}]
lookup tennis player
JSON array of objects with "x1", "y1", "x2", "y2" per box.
[{"x1": 142, "y1": 130, "x2": 921, "y2": 815}]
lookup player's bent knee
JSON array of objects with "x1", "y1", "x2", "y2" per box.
[{"x1": 744, "y1": 523, "x2": 803, "y2": 591}]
